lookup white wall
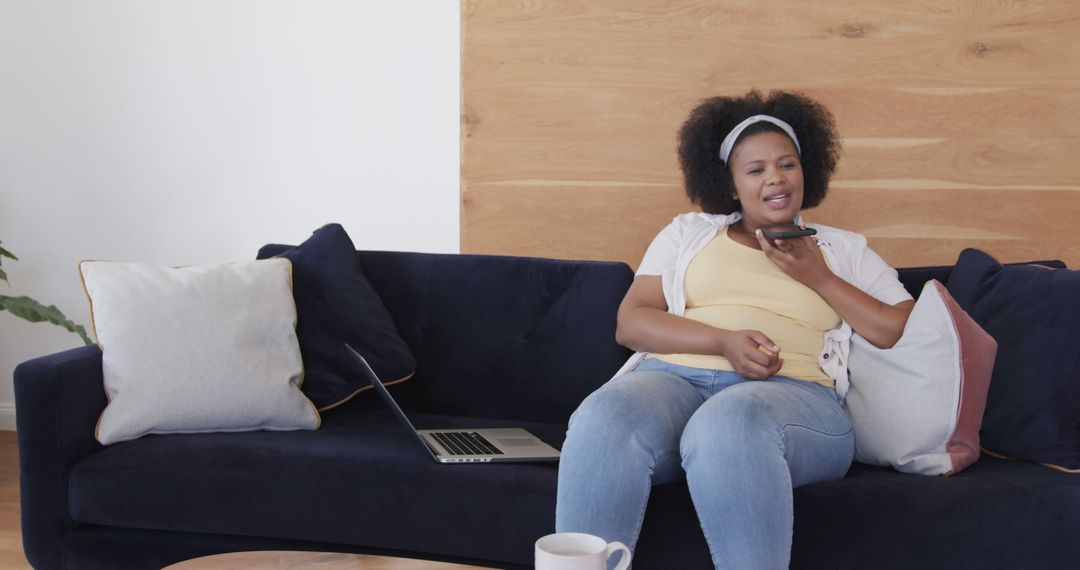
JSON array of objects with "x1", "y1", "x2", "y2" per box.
[{"x1": 0, "y1": 1, "x2": 461, "y2": 429}]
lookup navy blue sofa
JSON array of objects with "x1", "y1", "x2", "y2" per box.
[{"x1": 15, "y1": 251, "x2": 1080, "y2": 569}]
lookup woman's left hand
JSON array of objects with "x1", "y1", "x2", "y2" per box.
[
  {"x1": 755, "y1": 227, "x2": 915, "y2": 349},
  {"x1": 755, "y1": 229, "x2": 832, "y2": 288}
]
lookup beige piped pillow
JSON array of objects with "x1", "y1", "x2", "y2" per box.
[
  {"x1": 845, "y1": 280, "x2": 995, "y2": 475},
  {"x1": 80, "y1": 258, "x2": 320, "y2": 445}
]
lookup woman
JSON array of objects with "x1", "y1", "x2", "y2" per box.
[{"x1": 555, "y1": 90, "x2": 915, "y2": 569}]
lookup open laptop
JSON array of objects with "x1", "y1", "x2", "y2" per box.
[{"x1": 346, "y1": 344, "x2": 560, "y2": 464}]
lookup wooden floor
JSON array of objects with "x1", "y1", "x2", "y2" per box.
[
  {"x1": 0, "y1": 432, "x2": 27, "y2": 570},
  {"x1": 0, "y1": 432, "x2": 486, "y2": 569}
]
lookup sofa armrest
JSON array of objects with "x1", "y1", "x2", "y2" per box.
[{"x1": 14, "y1": 345, "x2": 107, "y2": 569}]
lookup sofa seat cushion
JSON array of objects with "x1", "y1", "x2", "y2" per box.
[
  {"x1": 789, "y1": 456, "x2": 1080, "y2": 569},
  {"x1": 68, "y1": 409, "x2": 564, "y2": 566},
  {"x1": 630, "y1": 455, "x2": 1080, "y2": 569}
]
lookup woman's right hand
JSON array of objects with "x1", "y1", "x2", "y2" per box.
[
  {"x1": 720, "y1": 330, "x2": 782, "y2": 380},
  {"x1": 617, "y1": 276, "x2": 783, "y2": 380}
]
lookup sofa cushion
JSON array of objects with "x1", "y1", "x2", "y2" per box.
[
  {"x1": 845, "y1": 280, "x2": 996, "y2": 475},
  {"x1": 79, "y1": 259, "x2": 320, "y2": 445},
  {"x1": 631, "y1": 455, "x2": 1080, "y2": 569},
  {"x1": 788, "y1": 457, "x2": 1080, "y2": 569},
  {"x1": 946, "y1": 248, "x2": 1080, "y2": 471},
  {"x1": 354, "y1": 252, "x2": 635, "y2": 425},
  {"x1": 257, "y1": 224, "x2": 416, "y2": 411},
  {"x1": 894, "y1": 259, "x2": 1066, "y2": 300},
  {"x1": 68, "y1": 404, "x2": 565, "y2": 566}
]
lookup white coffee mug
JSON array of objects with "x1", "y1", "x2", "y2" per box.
[{"x1": 535, "y1": 532, "x2": 631, "y2": 570}]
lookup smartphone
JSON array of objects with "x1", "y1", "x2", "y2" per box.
[{"x1": 761, "y1": 224, "x2": 817, "y2": 240}]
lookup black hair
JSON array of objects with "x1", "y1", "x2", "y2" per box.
[{"x1": 677, "y1": 90, "x2": 842, "y2": 215}]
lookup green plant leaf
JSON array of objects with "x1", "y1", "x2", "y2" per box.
[
  {"x1": 0, "y1": 294, "x2": 93, "y2": 345},
  {"x1": 0, "y1": 267, "x2": 7, "y2": 285},
  {"x1": 0, "y1": 244, "x2": 15, "y2": 262}
]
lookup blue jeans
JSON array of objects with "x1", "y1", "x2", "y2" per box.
[{"x1": 556, "y1": 358, "x2": 854, "y2": 569}]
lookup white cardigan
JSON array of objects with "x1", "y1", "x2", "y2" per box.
[{"x1": 614, "y1": 211, "x2": 913, "y2": 400}]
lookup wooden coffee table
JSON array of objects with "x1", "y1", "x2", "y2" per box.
[{"x1": 163, "y1": 550, "x2": 492, "y2": 569}]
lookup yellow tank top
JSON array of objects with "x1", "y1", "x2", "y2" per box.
[{"x1": 653, "y1": 227, "x2": 841, "y2": 386}]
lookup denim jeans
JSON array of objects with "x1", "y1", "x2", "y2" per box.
[{"x1": 556, "y1": 358, "x2": 854, "y2": 569}]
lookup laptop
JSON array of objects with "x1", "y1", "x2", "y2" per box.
[{"x1": 346, "y1": 344, "x2": 560, "y2": 464}]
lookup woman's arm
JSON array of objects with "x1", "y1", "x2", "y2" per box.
[
  {"x1": 756, "y1": 231, "x2": 914, "y2": 349},
  {"x1": 806, "y1": 277, "x2": 914, "y2": 348},
  {"x1": 616, "y1": 275, "x2": 784, "y2": 380}
]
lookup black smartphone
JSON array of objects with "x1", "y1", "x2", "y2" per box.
[{"x1": 761, "y1": 224, "x2": 817, "y2": 240}]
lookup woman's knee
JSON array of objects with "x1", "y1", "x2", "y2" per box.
[
  {"x1": 680, "y1": 385, "x2": 782, "y2": 460},
  {"x1": 680, "y1": 381, "x2": 853, "y2": 483}
]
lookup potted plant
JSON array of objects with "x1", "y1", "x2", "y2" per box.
[{"x1": 1, "y1": 240, "x2": 91, "y2": 345}]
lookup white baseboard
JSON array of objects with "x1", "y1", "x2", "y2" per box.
[{"x1": 0, "y1": 403, "x2": 15, "y2": 431}]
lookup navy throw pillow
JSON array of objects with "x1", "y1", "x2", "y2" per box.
[
  {"x1": 257, "y1": 224, "x2": 415, "y2": 410},
  {"x1": 946, "y1": 248, "x2": 1080, "y2": 471}
]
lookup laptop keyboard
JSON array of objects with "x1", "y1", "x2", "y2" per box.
[{"x1": 431, "y1": 431, "x2": 505, "y2": 456}]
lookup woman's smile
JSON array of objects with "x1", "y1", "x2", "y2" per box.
[{"x1": 763, "y1": 191, "x2": 792, "y2": 210}]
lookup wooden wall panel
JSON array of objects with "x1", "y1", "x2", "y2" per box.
[{"x1": 462, "y1": 0, "x2": 1080, "y2": 269}]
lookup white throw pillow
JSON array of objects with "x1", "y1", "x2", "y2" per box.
[
  {"x1": 80, "y1": 258, "x2": 320, "y2": 445},
  {"x1": 845, "y1": 280, "x2": 996, "y2": 476}
]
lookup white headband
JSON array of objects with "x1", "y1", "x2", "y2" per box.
[{"x1": 718, "y1": 115, "x2": 801, "y2": 164}]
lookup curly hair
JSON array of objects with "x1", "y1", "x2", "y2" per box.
[{"x1": 677, "y1": 90, "x2": 842, "y2": 215}]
